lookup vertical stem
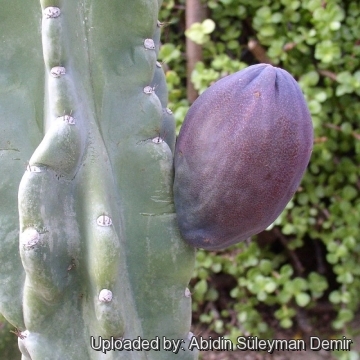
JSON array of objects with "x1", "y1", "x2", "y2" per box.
[{"x1": 185, "y1": 0, "x2": 205, "y2": 103}]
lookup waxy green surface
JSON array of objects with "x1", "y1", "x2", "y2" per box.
[{"x1": 0, "y1": 1, "x2": 197, "y2": 359}]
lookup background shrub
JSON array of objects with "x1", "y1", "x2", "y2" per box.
[
  {"x1": 159, "y1": 0, "x2": 360, "y2": 356},
  {"x1": 0, "y1": 314, "x2": 20, "y2": 359}
]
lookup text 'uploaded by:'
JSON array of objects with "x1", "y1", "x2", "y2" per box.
[{"x1": 90, "y1": 336, "x2": 187, "y2": 354}]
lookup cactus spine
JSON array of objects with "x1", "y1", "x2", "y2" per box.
[{"x1": 0, "y1": 1, "x2": 198, "y2": 359}]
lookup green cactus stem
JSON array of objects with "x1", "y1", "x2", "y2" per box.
[{"x1": 0, "y1": 1, "x2": 198, "y2": 359}]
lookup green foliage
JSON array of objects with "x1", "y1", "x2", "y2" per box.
[
  {"x1": 0, "y1": 314, "x2": 20, "y2": 360},
  {"x1": 160, "y1": 0, "x2": 360, "y2": 345},
  {"x1": 185, "y1": 19, "x2": 216, "y2": 45},
  {"x1": 191, "y1": 243, "x2": 329, "y2": 339}
]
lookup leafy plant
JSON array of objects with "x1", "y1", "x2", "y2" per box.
[{"x1": 159, "y1": 0, "x2": 360, "y2": 350}]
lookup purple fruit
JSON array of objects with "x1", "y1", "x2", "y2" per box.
[{"x1": 174, "y1": 64, "x2": 313, "y2": 250}]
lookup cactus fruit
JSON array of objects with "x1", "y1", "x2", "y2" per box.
[
  {"x1": 174, "y1": 64, "x2": 313, "y2": 250},
  {"x1": 0, "y1": 1, "x2": 197, "y2": 359}
]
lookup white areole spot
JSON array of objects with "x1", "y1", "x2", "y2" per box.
[
  {"x1": 143, "y1": 86, "x2": 154, "y2": 95},
  {"x1": 187, "y1": 332, "x2": 194, "y2": 340},
  {"x1": 99, "y1": 289, "x2": 113, "y2": 303},
  {"x1": 185, "y1": 288, "x2": 191, "y2": 298},
  {"x1": 26, "y1": 164, "x2": 42, "y2": 173},
  {"x1": 50, "y1": 66, "x2": 66, "y2": 78},
  {"x1": 152, "y1": 137, "x2": 164, "y2": 144},
  {"x1": 96, "y1": 215, "x2": 112, "y2": 227},
  {"x1": 156, "y1": 61, "x2": 162, "y2": 68},
  {"x1": 58, "y1": 115, "x2": 75, "y2": 125},
  {"x1": 43, "y1": 7, "x2": 61, "y2": 19},
  {"x1": 165, "y1": 108, "x2": 173, "y2": 115},
  {"x1": 21, "y1": 330, "x2": 29, "y2": 339},
  {"x1": 21, "y1": 228, "x2": 40, "y2": 249},
  {"x1": 144, "y1": 39, "x2": 155, "y2": 50}
]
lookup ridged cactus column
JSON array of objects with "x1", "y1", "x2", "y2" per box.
[{"x1": 0, "y1": 1, "x2": 198, "y2": 359}]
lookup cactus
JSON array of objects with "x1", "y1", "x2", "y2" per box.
[{"x1": 0, "y1": 1, "x2": 197, "y2": 359}]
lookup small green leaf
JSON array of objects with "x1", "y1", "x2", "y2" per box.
[
  {"x1": 329, "y1": 290, "x2": 341, "y2": 304},
  {"x1": 264, "y1": 281, "x2": 277, "y2": 293},
  {"x1": 202, "y1": 19, "x2": 216, "y2": 34},
  {"x1": 308, "y1": 100, "x2": 322, "y2": 114},
  {"x1": 211, "y1": 262, "x2": 222, "y2": 273},
  {"x1": 295, "y1": 292, "x2": 311, "y2": 307},
  {"x1": 280, "y1": 318, "x2": 293, "y2": 328},
  {"x1": 259, "y1": 24, "x2": 276, "y2": 37},
  {"x1": 259, "y1": 260, "x2": 272, "y2": 275},
  {"x1": 330, "y1": 21, "x2": 341, "y2": 31},
  {"x1": 338, "y1": 308, "x2": 354, "y2": 323},
  {"x1": 194, "y1": 279, "x2": 208, "y2": 296}
]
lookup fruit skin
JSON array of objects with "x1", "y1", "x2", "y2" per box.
[{"x1": 174, "y1": 64, "x2": 313, "y2": 251}]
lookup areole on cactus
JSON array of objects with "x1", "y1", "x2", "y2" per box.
[{"x1": 0, "y1": 1, "x2": 312, "y2": 359}]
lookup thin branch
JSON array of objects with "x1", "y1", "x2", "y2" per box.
[
  {"x1": 313, "y1": 238, "x2": 327, "y2": 275},
  {"x1": 247, "y1": 39, "x2": 273, "y2": 64},
  {"x1": 317, "y1": 69, "x2": 337, "y2": 81},
  {"x1": 324, "y1": 123, "x2": 360, "y2": 140},
  {"x1": 314, "y1": 136, "x2": 328, "y2": 144},
  {"x1": 283, "y1": 42, "x2": 297, "y2": 52},
  {"x1": 296, "y1": 306, "x2": 312, "y2": 334},
  {"x1": 273, "y1": 228, "x2": 305, "y2": 275},
  {"x1": 185, "y1": 0, "x2": 206, "y2": 103}
]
